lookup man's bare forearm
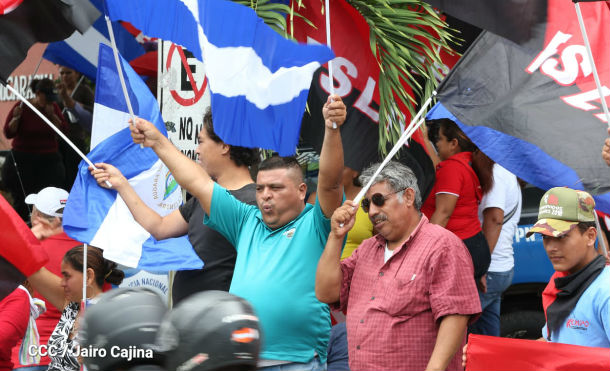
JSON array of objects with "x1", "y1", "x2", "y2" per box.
[
  {"x1": 426, "y1": 314, "x2": 469, "y2": 371},
  {"x1": 315, "y1": 234, "x2": 344, "y2": 303}
]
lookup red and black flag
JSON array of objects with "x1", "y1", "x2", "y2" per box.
[
  {"x1": 0, "y1": 194, "x2": 48, "y2": 301},
  {"x1": 0, "y1": 0, "x2": 100, "y2": 83},
  {"x1": 290, "y1": 0, "x2": 454, "y2": 199},
  {"x1": 427, "y1": 0, "x2": 610, "y2": 213}
]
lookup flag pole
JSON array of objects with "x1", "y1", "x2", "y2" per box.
[
  {"x1": 573, "y1": 2, "x2": 610, "y2": 127},
  {"x1": 353, "y1": 91, "x2": 437, "y2": 205},
  {"x1": 4, "y1": 85, "x2": 111, "y2": 187},
  {"x1": 70, "y1": 75, "x2": 85, "y2": 98},
  {"x1": 102, "y1": 0, "x2": 141, "y2": 146},
  {"x1": 324, "y1": 0, "x2": 337, "y2": 129},
  {"x1": 82, "y1": 243, "x2": 88, "y2": 310},
  {"x1": 594, "y1": 212, "x2": 608, "y2": 259}
]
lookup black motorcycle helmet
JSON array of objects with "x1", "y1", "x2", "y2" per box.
[
  {"x1": 79, "y1": 287, "x2": 168, "y2": 371},
  {"x1": 156, "y1": 290, "x2": 260, "y2": 371}
]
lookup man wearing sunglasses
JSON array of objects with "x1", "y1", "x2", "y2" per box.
[{"x1": 316, "y1": 161, "x2": 481, "y2": 371}]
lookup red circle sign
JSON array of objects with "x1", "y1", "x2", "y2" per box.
[{"x1": 166, "y1": 44, "x2": 207, "y2": 106}]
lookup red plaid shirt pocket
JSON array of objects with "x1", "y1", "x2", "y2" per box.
[{"x1": 379, "y1": 271, "x2": 421, "y2": 317}]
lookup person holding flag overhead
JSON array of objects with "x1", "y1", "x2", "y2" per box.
[
  {"x1": 125, "y1": 94, "x2": 346, "y2": 369},
  {"x1": 90, "y1": 107, "x2": 258, "y2": 304}
]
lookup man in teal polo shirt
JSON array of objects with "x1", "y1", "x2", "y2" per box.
[{"x1": 127, "y1": 95, "x2": 347, "y2": 370}]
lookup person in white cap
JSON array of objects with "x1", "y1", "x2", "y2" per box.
[
  {"x1": 10, "y1": 187, "x2": 82, "y2": 371},
  {"x1": 25, "y1": 187, "x2": 68, "y2": 240}
]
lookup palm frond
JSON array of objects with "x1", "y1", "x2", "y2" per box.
[
  {"x1": 233, "y1": 0, "x2": 312, "y2": 38},
  {"x1": 345, "y1": 0, "x2": 459, "y2": 154}
]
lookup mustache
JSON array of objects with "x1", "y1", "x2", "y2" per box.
[{"x1": 371, "y1": 214, "x2": 387, "y2": 224}]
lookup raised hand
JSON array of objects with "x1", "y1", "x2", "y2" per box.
[
  {"x1": 322, "y1": 94, "x2": 347, "y2": 129},
  {"x1": 330, "y1": 200, "x2": 358, "y2": 239},
  {"x1": 130, "y1": 117, "x2": 164, "y2": 148}
]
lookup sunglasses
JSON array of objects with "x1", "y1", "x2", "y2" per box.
[{"x1": 361, "y1": 188, "x2": 407, "y2": 213}]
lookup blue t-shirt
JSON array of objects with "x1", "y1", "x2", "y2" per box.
[
  {"x1": 542, "y1": 267, "x2": 610, "y2": 348},
  {"x1": 204, "y1": 183, "x2": 332, "y2": 363}
]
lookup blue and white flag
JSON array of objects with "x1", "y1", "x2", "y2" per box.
[
  {"x1": 106, "y1": 0, "x2": 334, "y2": 156},
  {"x1": 43, "y1": 0, "x2": 144, "y2": 81},
  {"x1": 63, "y1": 43, "x2": 203, "y2": 272}
]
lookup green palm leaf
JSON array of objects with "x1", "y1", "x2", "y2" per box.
[{"x1": 321, "y1": 0, "x2": 458, "y2": 155}]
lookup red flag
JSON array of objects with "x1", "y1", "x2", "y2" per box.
[
  {"x1": 0, "y1": 0, "x2": 23, "y2": 15},
  {"x1": 466, "y1": 334, "x2": 610, "y2": 371},
  {"x1": 0, "y1": 194, "x2": 48, "y2": 300}
]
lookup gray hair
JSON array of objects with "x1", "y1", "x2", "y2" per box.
[{"x1": 359, "y1": 161, "x2": 422, "y2": 210}]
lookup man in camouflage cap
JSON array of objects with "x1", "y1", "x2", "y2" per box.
[{"x1": 526, "y1": 187, "x2": 609, "y2": 347}]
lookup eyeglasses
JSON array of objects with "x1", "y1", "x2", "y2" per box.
[{"x1": 361, "y1": 188, "x2": 407, "y2": 213}]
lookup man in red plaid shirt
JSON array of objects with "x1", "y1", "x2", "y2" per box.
[{"x1": 316, "y1": 161, "x2": 481, "y2": 371}]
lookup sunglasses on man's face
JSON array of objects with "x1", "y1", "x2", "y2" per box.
[{"x1": 361, "y1": 188, "x2": 407, "y2": 213}]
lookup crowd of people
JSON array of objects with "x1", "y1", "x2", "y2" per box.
[
  {"x1": 1, "y1": 72, "x2": 610, "y2": 371},
  {"x1": 1, "y1": 67, "x2": 92, "y2": 221}
]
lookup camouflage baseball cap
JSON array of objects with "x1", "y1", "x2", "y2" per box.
[{"x1": 526, "y1": 187, "x2": 596, "y2": 237}]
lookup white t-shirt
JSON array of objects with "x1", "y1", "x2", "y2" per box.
[{"x1": 478, "y1": 164, "x2": 521, "y2": 272}]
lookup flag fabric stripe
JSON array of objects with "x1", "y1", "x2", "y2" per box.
[
  {"x1": 43, "y1": 0, "x2": 144, "y2": 81},
  {"x1": 106, "y1": 0, "x2": 201, "y2": 59},
  {"x1": 90, "y1": 103, "x2": 131, "y2": 149},
  {"x1": 427, "y1": 103, "x2": 582, "y2": 189},
  {"x1": 211, "y1": 91, "x2": 310, "y2": 155},
  {"x1": 62, "y1": 43, "x2": 202, "y2": 271},
  {"x1": 106, "y1": 0, "x2": 334, "y2": 156},
  {"x1": 204, "y1": 46, "x2": 324, "y2": 108}
]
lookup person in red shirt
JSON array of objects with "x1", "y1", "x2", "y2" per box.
[
  {"x1": 10, "y1": 187, "x2": 81, "y2": 371},
  {"x1": 421, "y1": 118, "x2": 493, "y2": 280},
  {"x1": 316, "y1": 161, "x2": 481, "y2": 371},
  {"x1": 2, "y1": 78, "x2": 68, "y2": 220},
  {"x1": 0, "y1": 287, "x2": 29, "y2": 371}
]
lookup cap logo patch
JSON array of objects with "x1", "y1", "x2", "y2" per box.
[
  {"x1": 547, "y1": 194, "x2": 559, "y2": 205},
  {"x1": 231, "y1": 328, "x2": 259, "y2": 343},
  {"x1": 60, "y1": 199, "x2": 67, "y2": 205},
  {"x1": 540, "y1": 205, "x2": 563, "y2": 216}
]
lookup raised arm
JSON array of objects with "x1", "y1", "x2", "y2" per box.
[
  {"x1": 130, "y1": 117, "x2": 214, "y2": 215},
  {"x1": 317, "y1": 94, "x2": 347, "y2": 218},
  {"x1": 90, "y1": 163, "x2": 188, "y2": 240},
  {"x1": 316, "y1": 200, "x2": 357, "y2": 303},
  {"x1": 27, "y1": 267, "x2": 65, "y2": 312}
]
